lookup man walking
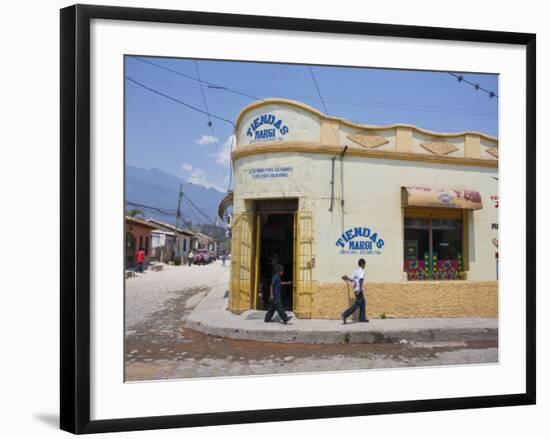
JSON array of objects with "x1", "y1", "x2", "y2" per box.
[
  {"x1": 265, "y1": 264, "x2": 292, "y2": 324},
  {"x1": 188, "y1": 250, "x2": 193, "y2": 266},
  {"x1": 136, "y1": 247, "x2": 145, "y2": 273},
  {"x1": 341, "y1": 258, "x2": 369, "y2": 323}
]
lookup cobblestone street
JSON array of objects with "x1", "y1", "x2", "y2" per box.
[{"x1": 125, "y1": 261, "x2": 497, "y2": 382}]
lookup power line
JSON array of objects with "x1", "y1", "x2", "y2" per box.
[
  {"x1": 308, "y1": 66, "x2": 341, "y2": 148},
  {"x1": 133, "y1": 57, "x2": 259, "y2": 101},
  {"x1": 125, "y1": 76, "x2": 236, "y2": 128},
  {"x1": 448, "y1": 72, "x2": 498, "y2": 99},
  {"x1": 127, "y1": 76, "x2": 497, "y2": 116},
  {"x1": 194, "y1": 60, "x2": 228, "y2": 184},
  {"x1": 126, "y1": 175, "x2": 218, "y2": 224},
  {"x1": 128, "y1": 81, "x2": 497, "y2": 117},
  {"x1": 127, "y1": 174, "x2": 180, "y2": 195},
  {"x1": 194, "y1": 60, "x2": 213, "y2": 126},
  {"x1": 181, "y1": 192, "x2": 215, "y2": 225},
  {"x1": 308, "y1": 66, "x2": 330, "y2": 115},
  {"x1": 126, "y1": 201, "x2": 177, "y2": 215}
]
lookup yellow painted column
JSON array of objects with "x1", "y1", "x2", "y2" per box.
[
  {"x1": 396, "y1": 126, "x2": 413, "y2": 153},
  {"x1": 320, "y1": 119, "x2": 340, "y2": 145},
  {"x1": 465, "y1": 134, "x2": 481, "y2": 158}
]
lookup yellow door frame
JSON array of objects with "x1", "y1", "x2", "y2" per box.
[
  {"x1": 253, "y1": 213, "x2": 261, "y2": 310},
  {"x1": 292, "y1": 211, "x2": 298, "y2": 312}
]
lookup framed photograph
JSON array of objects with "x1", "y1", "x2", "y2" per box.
[{"x1": 60, "y1": 4, "x2": 536, "y2": 434}]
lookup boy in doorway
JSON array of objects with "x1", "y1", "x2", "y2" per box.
[
  {"x1": 341, "y1": 258, "x2": 369, "y2": 323},
  {"x1": 265, "y1": 264, "x2": 292, "y2": 324}
]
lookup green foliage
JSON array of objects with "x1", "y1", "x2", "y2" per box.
[{"x1": 126, "y1": 208, "x2": 144, "y2": 217}]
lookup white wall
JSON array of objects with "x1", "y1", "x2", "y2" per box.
[
  {"x1": 234, "y1": 150, "x2": 498, "y2": 282},
  {"x1": 2, "y1": 1, "x2": 546, "y2": 439}
]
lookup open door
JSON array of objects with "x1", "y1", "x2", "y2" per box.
[
  {"x1": 229, "y1": 212, "x2": 253, "y2": 313},
  {"x1": 293, "y1": 211, "x2": 314, "y2": 318}
]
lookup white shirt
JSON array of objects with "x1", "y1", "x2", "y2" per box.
[{"x1": 350, "y1": 267, "x2": 365, "y2": 293}]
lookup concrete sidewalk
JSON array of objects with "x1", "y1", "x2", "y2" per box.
[{"x1": 185, "y1": 271, "x2": 498, "y2": 344}]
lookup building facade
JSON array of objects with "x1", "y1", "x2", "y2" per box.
[
  {"x1": 225, "y1": 98, "x2": 499, "y2": 319},
  {"x1": 125, "y1": 216, "x2": 157, "y2": 268},
  {"x1": 146, "y1": 218, "x2": 194, "y2": 263}
]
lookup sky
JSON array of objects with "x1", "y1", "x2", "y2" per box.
[{"x1": 125, "y1": 56, "x2": 498, "y2": 193}]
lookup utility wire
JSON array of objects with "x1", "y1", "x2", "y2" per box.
[
  {"x1": 133, "y1": 57, "x2": 259, "y2": 101},
  {"x1": 126, "y1": 175, "x2": 218, "y2": 225},
  {"x1": 126, "y1": 77, "x2": 235, "y2": 191},
  {"x1": 126, "y1": 76, "x2": 236, "y2": 128},
  {"x1": 448, "y1": 72, "x2": 498, "y2": 99},
  {"x1": 127, "y1": 76, "x2": 497, "y2": 116},
  {"x1": 308, "y1": 66, "x2": 330, "y2": 115},
  {"x1": 126, "y1": 201, "x2": 177, "y2": 215},
  {"x1": 181, "y1": 192, "x2": 216, "y2": 225},
  {"x1": 127, "y1": 174, "x2": 180, "y2": 195},
  {"x1": 194, "y1": 60, "x2": 213, "y2": 126},
  {"x1": 308, "y1": 66, "x2": 341, "y2": 147},
  {"x1": 194, "y1": 60, "x2": 228, "y2": 184}
]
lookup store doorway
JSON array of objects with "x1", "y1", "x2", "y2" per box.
[{"x1": 253, "y1": 199, "x2": 298, "y2": 310}]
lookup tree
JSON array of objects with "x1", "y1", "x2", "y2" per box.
[{"x1": 126, "y1": 208, "x2": 144, "y2": 218}]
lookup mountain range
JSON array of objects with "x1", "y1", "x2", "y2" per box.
[{"x1": 125, "y1": 165, "x2": 227, "y2": 227}]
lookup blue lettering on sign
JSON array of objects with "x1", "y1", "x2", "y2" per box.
[
  {"x1": 247, "y1": 166, "x2": 294, "y2": 180},
  {"x1": 246, "y1": 113, "x2": 289, "y2": 143},
  {"x1": 335, "y1": 226, "x2": 385, "y2": 255}
]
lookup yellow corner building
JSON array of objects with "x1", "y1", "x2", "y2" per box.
[{"x1": 219, "y1": 98, "x2": 499, "y2": 319}]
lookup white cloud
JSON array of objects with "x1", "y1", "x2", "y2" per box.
[
  {"x1": 181, "y1": 163, "x2": 193, "y2": 172},
  {"x1": 188, "y1": 168, "x2": 225, "y2": 192},
  {"x1": 195, "y1": 135, "x2": 219, "y2": 145},
  {"x1": 210, "y1": 134, "x2": 235, "y2": 166}
]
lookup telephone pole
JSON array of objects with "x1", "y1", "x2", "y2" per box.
[{"x1": 173, "y1": 183, "x2": 184, "y2": 262}]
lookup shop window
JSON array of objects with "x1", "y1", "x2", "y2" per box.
[
  {"x1": 183, "y1": 238, "x2": 187, "y2": 252},
  {"x1": 404, "y1": 217, "x2": 463, "y2": 280}
]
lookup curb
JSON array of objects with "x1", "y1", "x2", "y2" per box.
[
  {"x1": 185, "y1": 317, "x2": 498, "y2": 344},
  {"x1": 185, "y1": 273, "x2": 498, "y2": 345}
]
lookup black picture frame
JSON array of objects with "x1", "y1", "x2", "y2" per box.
[{"x1": 60, "y1": 4, "x2": 536, "y2": 434}]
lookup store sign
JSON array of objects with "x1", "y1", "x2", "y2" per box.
[
  {"x1": 247, "y1": 166, "x2": 293, "y2": 180},
  {"x1": 335, "y1": 226, "x2": 385, "y2": 255},
  {"x1": 246, "y1": 113, "x2": 289, "y2": 143}
]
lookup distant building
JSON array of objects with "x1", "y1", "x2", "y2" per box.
[
  {"x1": 125, "y1": 216, "x2": 157, "y2": 268},
  {"x1": 150, "y1": 229, "x2": 176, "y2": 263},
  {"x1": 146, "y1": 218, "x2": 194, "y2": 262},
  {"x1": 193, "y1": 232, "x2": 218, "y2": 254}
]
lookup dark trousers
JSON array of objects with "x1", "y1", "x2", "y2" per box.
[
  {"x1": 137, "y1": 262, "x2": 143, "y2": 273},
  {"x1": 342, "y1": 291, "x2": 367, "y2": 321},
  {"x1": 265, "y1": 295, "x2": 288, "y2": 322}
]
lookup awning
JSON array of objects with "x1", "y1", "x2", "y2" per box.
[
  {"x1": 401, "y1": 186, "x2": 483, "y2": 210},
  {"x1": 218, "y1": 191, "x2": 234, "y2": 219}
]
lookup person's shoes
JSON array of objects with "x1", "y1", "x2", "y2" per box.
[
  {"x1": 341, "y1": 313, "x2": 347, "y2": 324},
  {"x1": 264, "y1": 319, "x2": 272, "y2": 323},
  {"x1": 360, "y1": 319, "x2": 369, "y2": 323},
  {"x1": 283, "y1": 316, "x2": 292, "y2": 325}
]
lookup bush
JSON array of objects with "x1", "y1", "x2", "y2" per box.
[{"x1": 173, "y1": 256, "x2": 181, "y2": 266}]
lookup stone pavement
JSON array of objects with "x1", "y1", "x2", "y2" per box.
[{"x1": 184, "y1": 270, "x2": 498, "y2": 344}]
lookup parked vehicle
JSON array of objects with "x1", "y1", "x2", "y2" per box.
[{"x1": 193, "y1": 248, "x2": 212, "y2": 265}]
